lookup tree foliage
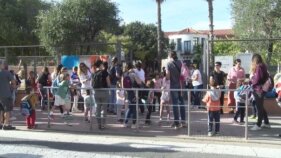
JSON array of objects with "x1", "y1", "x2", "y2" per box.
[
  {"x1": 121, "y1": 21, "x2": 168, "y2": 61},
  {"x1": 231, "y1": 0, "x2": 281, "y2": 65},
  {"x1": 36, "y1": 0, "x2": 120, "y2": 55},
  {"x1": 213, "y1": 41, "x2": 240, "y2": 56},
  {"x1": 0, "y1": 0, "x2": 49, "y2": 45}
]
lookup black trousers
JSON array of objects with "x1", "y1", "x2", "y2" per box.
[
  {"x1": 253, "y1": 92, "x2": 269, "y2": 127},
  {"x1": 234, "y1": 102, "x2": 245, "y2": 122}
]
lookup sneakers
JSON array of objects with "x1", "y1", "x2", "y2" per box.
[
  {"x1": 171, "y1": 123, "x2": 180, "y2": 130},
  {"x1": 233, "y1": 120, "x2": 239, "y2": 124},
  {"x1": 250, "y1": 125, "x2": 262, "y2": 131},
  {"x1": 48, "y1": 114, "x2": 55, "y2": 120},
  {"x1": 261, "y1": 123, "x2": 271, "y2": 129},
  {"x1": 208, "y1": 132, "x2": 213, "y2": 137},
  {"x1": 2, "y1": 125, "x2": 16, "y2": 130},
  {"x1": 181, "y1": 122, "x2": 187, "y2": 128},
  {"x1": 214, "y1": 132, "x2": 220, "y2": 136},
  {"x1": 131, "y1": 124, "x2": 137, "y2": 129},
  {"x1": 123, "y1": 123, "x2": 130, "y2": 128}
]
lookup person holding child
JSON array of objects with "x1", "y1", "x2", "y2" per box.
[{"x1": 202, "y1": 78, "x2": 221, "y2": 137}]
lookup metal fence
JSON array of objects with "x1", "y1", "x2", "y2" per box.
[{"x1": 38, "y1": 86, "x2": 257, "y2": 140}]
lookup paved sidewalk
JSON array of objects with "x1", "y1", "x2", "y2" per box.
[{"x1": 9, "y1": 107, "x2": 281, "y2": 145}]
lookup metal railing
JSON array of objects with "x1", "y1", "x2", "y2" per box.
[{"x1": 42, "y1": 86, "x2": 251, "y2": 140}]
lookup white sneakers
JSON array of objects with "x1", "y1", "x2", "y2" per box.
[
  {"x1": 261, "y1": 123, "x2": 271, "y2": 128},
  {"x1": 250, "y1": 123, "x2": 271, "y2": 131},
  {"x1": 208, "y1": 132, "x2": 213, "y2": 137},
  {"x1": 250, "y1": 125, "x2": 262, "y2": 131}
]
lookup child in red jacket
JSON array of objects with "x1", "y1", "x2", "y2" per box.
[{"x1": 202, "y1": 78, "x2": 221, "y2": 137}]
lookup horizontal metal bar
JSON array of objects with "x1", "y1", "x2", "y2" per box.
[{"x1": 211, "y1": 38, "x2": 281, "y2": 42}]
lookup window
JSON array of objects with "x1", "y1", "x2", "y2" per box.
[
  {"x1": 177, "y1": 38, "x2": 182, "y2": 51},
  {"x1": 184, "y1": 41, "x2": 191, "y2": 54},
  {"x1": 193, "y1": 37, "x2": 199, "y2": 46}
]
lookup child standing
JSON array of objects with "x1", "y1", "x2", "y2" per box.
[
  {"x1": 84, "y1": 90, "x2": 95, "y2": 122},
  {"x1": 21, "y1": 93, "x2": 38, "y2": 129},
  {"x1": 116, "y1": 81, "x2": 125, "y2": 123},
  {"x1": 145, "y1": 80, "x2": 155, "y2": 125},
  {"x1": 159, "y1": 75, "x2": 171, "y2": 123},
  {"x1": 49, "y1": 73, "x2": 72, "y2": 119},
  {"x1": 233, "y1": 79, "x2": 251, "y2": 124},
  {"x1": 275, "y1": 76, "x2": 281, "y2": 107},
  {"x1": 202, "y1": 78, "x2": 221, "y2": 137}
]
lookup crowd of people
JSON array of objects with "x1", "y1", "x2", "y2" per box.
[{"x1": 0, "y1": 52, "x2": 281, "y2": 137}]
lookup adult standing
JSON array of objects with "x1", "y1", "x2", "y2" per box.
[
  {"x1": 0, "y1": 60, "x2": 16, "y2": 130},
  {"x1": 191, "y1": 63, "x2": 203, "y2": 109},
  {"x1": 92, "y1": 60, "x2": 111, "y2": 129},
  {"x1": 109, "y1": 57, "x2": 122, "y2": 114},
  {"x1": 166, "y1": 51, "x2": 186, "y2": 129},
  {"x1": 250, "y1": 54, "x2": 270, "y2": 130},
  {"x1": 37, "y1": 67, "x2": 51, "y2": 110},
  {"x1": 122, "y1": 62, "x2": 142, "y2": 128},
  {"x1": 210, "y1": 62, "x2": 226, "y2": 114},
  {"x1": 78, "y1": 62, "x2": 92, "y2": 104},
  {"x1": 227, "y1": 59, "x2": 245, "y2": 113},
  {"x1": 134, "y1": 61, "x2": 146, "y2": 114}
]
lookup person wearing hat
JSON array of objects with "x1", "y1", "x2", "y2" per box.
[
  {"x1": 108, "y1": 57, "x2": 122, "y2": 114},
  {"x1": 227, "y1": 59, "x2": 245, "y2": 113},
  {"x1": 210, "y1": 61, "x2": 226, "y2": 114}
]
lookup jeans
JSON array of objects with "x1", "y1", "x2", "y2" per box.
[
  {"x1": 253, "y1": 92, "x2": 269, "y2": 127},
  {"x1": 170, "y1": 91, "x2": 186, "y2": 125},
  {"x1": 219, "y1": 89, "x2": 225, "y2": 114},
  {"x1": 192, "y1": 84, "x2": 203, "y2": 107},
  {"x1": 125, "y1": 90, "x2": 136, "y2": 124},
  {"x1": 109, "y1": 85, "x2": 117, "y2": 113},
  {"x1": 234, "y1": 102, "x2": 245, "y2": 122},
  {"x1": 208, "y1": 110, "x2": 220, "y2": 132},
  {"x1": 95, "y1": 91, "x2": 109, "y2": 127},
  {"x1": 39, "y1": 85, "x2": 47, "y2": 109}
]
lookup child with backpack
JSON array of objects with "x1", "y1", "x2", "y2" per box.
[
  {"x1": 21, "y1": 93, "x2": 38, "y2": 129},
  {"x1": 116, "y1": 81, "x2": 125, "y2": 123},
  {"x1": 202, "y1": 78, "x2": 221, "y2": 137},
  {"x1": 84, "y1": 90, "x2": 95, "y2": 122},
  {"x1": 233, "y1": 79, "x2": 251, "y2": 124}
]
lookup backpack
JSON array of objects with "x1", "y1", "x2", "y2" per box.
[
  {"x1": 173, "y1": 61, "x2": 189, "y2": 81},
  {"x1": 123, "y1": 73, "x2": 133, "y2": 88},
  {"x1": 92, "y1": 70, "x2": 103, "y2": 89},
  {"x1": 21, "y1": 100, "x2": 32, "y2": 117},
  {"x1": 262, "y1": 75, "x2": 274, "y2": 92},
  {"x1": 51, "y1": 77, "x2": 59, "y2": 94}
]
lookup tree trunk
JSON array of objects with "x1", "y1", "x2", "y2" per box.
[
  {"x1": 157, "y1": 0, "x2": 163, "y2": 71},
  {"x1": 208, "y1": 0, "x2": 214, "y2": 67},
  {"x1": 266, "y1": 41, "x2": 273, "y2": 68}
]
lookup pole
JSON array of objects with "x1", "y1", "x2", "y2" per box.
[
  {"x1": 188, "y1": 90, "x2": 191, "y2": 136},
  {"x1": 90, "y1": 89, "x2": 93, "y2": 131},
  {"x1": 47, "y1": 88, "x2": 51, "y2": 128},
  {"x1": 136, "y1": 89, "x2": 139, "y2": 132},
  {"x1": 245, "y1": 90, "x2": 249, "y2": 140}
]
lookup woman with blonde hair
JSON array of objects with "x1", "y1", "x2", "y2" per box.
[
  {"x1": 250, "y1": 53, "x2": 270, "y2": 130},
  {"x1": 78, "y1": 62, "x2": 92, "y2": 109}
]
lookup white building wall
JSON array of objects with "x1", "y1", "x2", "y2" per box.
[{"x1": 168, "y1": 34, "x2": 208, "y2": 60}]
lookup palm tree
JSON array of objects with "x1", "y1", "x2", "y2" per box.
[
  {"x1": 207, "y1": 0, "x2": 214, "y2": 66},
  {"x1": 155, "y1": 0, "x2": 164, "y2": 70}
]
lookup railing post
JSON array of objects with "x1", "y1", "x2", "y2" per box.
[
  {"x1": 90, "y1": 88, "x2": 93, "y2": 131},
  {"x1": 136, "y1": 89, "x2": 139, "y2": 132},
  {"x1": 47, "y1": 87, "x2": 51, "y2": 128},
  {"x1": 188, "y1": 90, "x2": 191, "y2": 137},
  {"x1": 245, "y1": 90, "x2": 249, "y2": 140}
]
